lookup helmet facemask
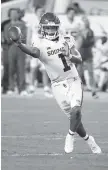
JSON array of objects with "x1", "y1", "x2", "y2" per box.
[
  {"x1": 40, "y1": 24, "x2": 60, "y2": 40},
  {"x1": 39, "y1": 12, "x2": 60, "y2": 40}
]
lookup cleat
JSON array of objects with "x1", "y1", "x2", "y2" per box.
[
  {"x1": 64, "y1": 133, "x2": 74, "y2": 153},
  {"x1": 86, "y1": 136, "x2": 102, "y2": 154}
]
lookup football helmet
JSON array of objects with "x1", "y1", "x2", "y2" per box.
[{"x1": 39, "y1": 12, "x2": 60, "y2": 40}]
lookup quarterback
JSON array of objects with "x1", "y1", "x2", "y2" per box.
[{"x1": 9, "y1": 12, "x2": 101, "y2": 154}]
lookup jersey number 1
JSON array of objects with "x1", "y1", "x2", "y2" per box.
[{"x1": 58, "y1": 54, "x2": 71, "y2": 72}]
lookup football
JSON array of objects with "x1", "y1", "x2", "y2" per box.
[{"x1": 8, "y1": 26, "x2": 21, "y2": 42}]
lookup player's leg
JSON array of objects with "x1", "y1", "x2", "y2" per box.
[
  {"x1": 52, "y1": 80, "x2": 80, "y2": 153},
  {"x1": 63, "y1": 78, "x2": 83, "y2": 153},
  {"x1": 69, "y1": 106, "x2": 81, "y2": 132},
  {"x1": 76, "y1": 122, "x2": 87, "y2": 138},
  {"x1": 64, "y1": 105, "x2": 82, "y2": 153},
  {"x1": 71, "y1": 79, "x2": 101, "y2": 153},
  {"x1": 52, "y1": 79, "x2": 101, "y2": 154},
  {"x1": 65, "y1": 78, "x2": 101, "y2": 154}
]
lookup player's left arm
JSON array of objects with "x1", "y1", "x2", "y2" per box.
[{"x1": 69, "y1": 45, "x2": 82, "y2": 64}]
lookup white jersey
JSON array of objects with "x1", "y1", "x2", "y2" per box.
[{"x1": 32, "y1": 35, "x2": 79, "y2": 83}]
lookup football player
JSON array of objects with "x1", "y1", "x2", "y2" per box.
[{"x1": 9, "y1": 12, "x2": 101, "y2": 154}]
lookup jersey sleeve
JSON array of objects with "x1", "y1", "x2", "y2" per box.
[
  {"x1": 31, "y1": 35, "x2": 41, "y2": 50},
  {"x1": 31, "y1": 36, "x2": 42, "y2": 59}
]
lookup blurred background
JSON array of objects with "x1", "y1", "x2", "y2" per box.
[{"x1": 1, "y1": 0, "x2": 108, "y2": 96}]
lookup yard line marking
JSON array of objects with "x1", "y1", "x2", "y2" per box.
[
  {"x1": 2, "y1": 135, "x2": 108, "y2": 144},
  {"x1": 1, "y1": 135, "x2": 65, "y2": 140},
  {"x1": 2, "y1": 152, "x2": 108, "y2": 157},
  {"x1": 2, "y1": 153, "x2": 64, "y2": 157},
  {"x1": 1, "y1": 115, "x2": 108, "y2": 124},
  {"x1": 2, "y1": 110, "x2": 45, "y2": 113},
  {"x1": 1, "y1": 95, "x2": 53, "y2": 100}
]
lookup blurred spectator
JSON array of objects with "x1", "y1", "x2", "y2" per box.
[
  {"x1": 60, "y1": 6, "x2": 77, "y2": 37},
  {"x1": 93, "y1": 35, "x2": 108, "y2": 91},
  {"x1": 22, "y1": 2, "x2": 36, "y2": 45},
  {"x1": 1, "y1": 18, "x2": 10, "y2": 93},
  {"x1": 59, "y1": 6, "x2": 84, "y2": 43},
  {"x1": 3, "y1": 8, "x2": 27, "y2": 95},
  {"x1": 78, "y1": 16, "x2": 98, "y2": 98},
  {"x1": 23, "y1": 5, "x2": 53, "y2": 97},
  {"x1": 72, "y1": 2, "x2": 85, "y2": 15}
]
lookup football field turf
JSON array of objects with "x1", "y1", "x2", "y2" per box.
[{"x1": 1, "y1": 90, "x2": 108, "y2": 170}]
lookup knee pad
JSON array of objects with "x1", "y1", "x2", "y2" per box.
[{"x1": 69, "y1": 106, "x2": 82, "y2": 120}]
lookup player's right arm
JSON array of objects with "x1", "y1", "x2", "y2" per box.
[
  {"x1": 8, "y1": 26, "x2": 40, "y2": 58},
  {"x1": 16, "y1": 42, "x2": 40, "y2": 58}
]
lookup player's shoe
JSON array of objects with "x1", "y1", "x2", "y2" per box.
[
  {"x1": 64, "y1": 133, "x2": 75, "y2": 153},
  {"x1": 86, "y1": 136, "x2": 102, "y2": 154}
]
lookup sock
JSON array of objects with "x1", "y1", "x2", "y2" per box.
[
  {"x1": 69, "y1": 108, "x2": 81, "y2": 133},
  {"x1": 76, "y1": 122, "x2": 87, "y2": 138},
  {"x1": 83, "y1": 134, "x2": 89, "y2": 141},
  {"x1": 69, "y1": 129, "x2": 75, "y2": 136}
]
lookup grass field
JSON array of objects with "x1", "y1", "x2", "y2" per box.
[{"x1": 1, "y1": 90, "x2": 108, "y2": 170}]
